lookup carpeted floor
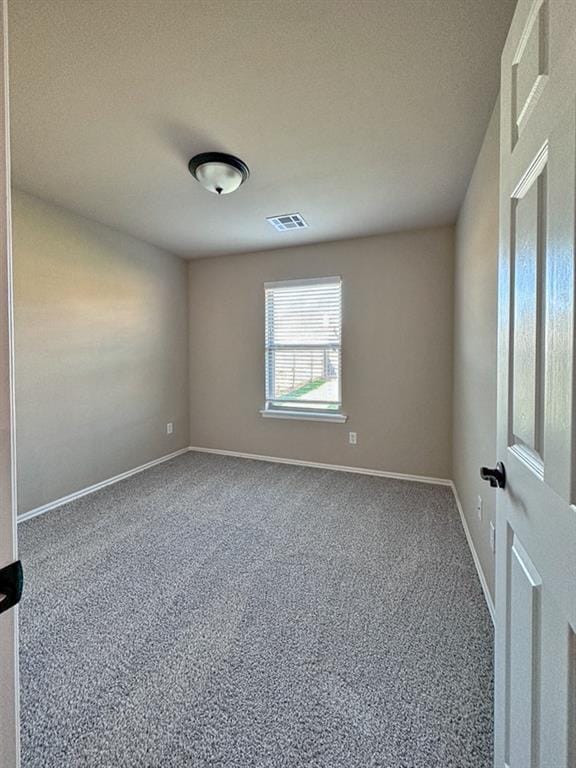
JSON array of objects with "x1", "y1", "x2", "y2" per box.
[{"x1": 18, "y1": 452, "x2": 493, "y2": 768}]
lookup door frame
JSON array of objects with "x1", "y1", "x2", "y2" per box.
[{"x1": 0, "y1": 0, "x2": 19, "y2": 764}]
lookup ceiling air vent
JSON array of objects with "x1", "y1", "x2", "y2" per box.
[{"x1": 266, "y1": 213, "x2": 309, "y2": 231}]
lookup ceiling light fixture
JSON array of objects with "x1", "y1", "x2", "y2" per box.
[{"x1": 188, "y1": 152, "x2": 250, "y2": 195}]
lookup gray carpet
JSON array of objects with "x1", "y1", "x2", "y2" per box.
[{"x1": 18, "y1": 452, "x2": 493, "y2": 768}]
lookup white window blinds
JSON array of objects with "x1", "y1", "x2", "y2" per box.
[{"x1": 264, "y1": 276, "x2": 342, "y2": 412}]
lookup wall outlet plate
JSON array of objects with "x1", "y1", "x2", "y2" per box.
[
  {"x1": 349, "y1": 431, "x2": 357, "y2": 445},
  {"x1": 166, "y1": 422, "x2": 174, "y2": 435}
]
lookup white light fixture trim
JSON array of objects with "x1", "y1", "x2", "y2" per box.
[{"x1": 188, "y1": 152, "x2": 250, "y2": 195}]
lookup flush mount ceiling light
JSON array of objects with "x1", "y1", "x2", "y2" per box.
[{"x1": 188, "y1": 152, "x2": 249, "y2": 195}]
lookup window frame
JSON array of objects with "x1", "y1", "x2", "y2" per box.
[{"x1": 260, "y1": 276, "x2": 347, "y2": 422}]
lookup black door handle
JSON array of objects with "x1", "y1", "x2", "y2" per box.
[
  {"x1": 0, "y1": 560, "x2": 23, "y2": 615},
  {"x1": 480, "y1": 462, "x2": 506, "y2": 489}
]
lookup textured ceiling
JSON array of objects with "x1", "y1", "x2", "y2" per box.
[{"x1": 8, "y1": 0, "x2": 516, "y2": 258}]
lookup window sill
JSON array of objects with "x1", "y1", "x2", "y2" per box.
[{"x1": 259, "y1": 409, "x2": 348, "y2": 423}]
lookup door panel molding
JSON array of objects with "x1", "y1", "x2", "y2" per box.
[
  {"x1": 511, "y1": 0, "x2": 549, "y2": 148},
  {"x1": 505, "y1": 533, "x2": 542, "y2": 768}
]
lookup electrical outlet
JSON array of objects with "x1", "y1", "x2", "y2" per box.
[
  {"x1": 349, "y1": 431, "x2": 357, "y2": 445},
  {"x1": 166, "y1": 422, "x2": 174, "y2": 435},
  {"x1": 489, "y1": 521, "x2": 496, "y2": 553},
  {"x1": 476, "y1": 495, "x2": 483, "y2": 520}
]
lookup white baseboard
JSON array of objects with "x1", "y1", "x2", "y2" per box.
[
  {"x1": 450, "y1": 482, "x2": 496, "y2": 625},
  {"x1": 17, "y1": 447, "x2": 191, "y2": 523},
  {"x1": 188, "y1": 446, "x2": 452, "y2": 486}
]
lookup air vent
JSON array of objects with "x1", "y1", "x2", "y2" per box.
[{"x1": 266, "y1": 213, "x2": 309, "y2": 231}]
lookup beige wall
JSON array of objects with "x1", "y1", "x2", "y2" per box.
[
  {"x1": 13, "y1": 190, "x2": 190, "y2": 514},
  {"x1": 453, "y1": 102, "x2": 500, "y2": 603},
  {"x1": 188, "y1": 227, "x2": 454, "y2": 479}
]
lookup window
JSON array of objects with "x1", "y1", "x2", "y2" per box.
[{"x1": 262, "y1": 276, "x2": 345, "y2": 421}]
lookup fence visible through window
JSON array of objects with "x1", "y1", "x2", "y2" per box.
[{"x1": 264, "y1": 277, "x2": 342, "y2": 413}]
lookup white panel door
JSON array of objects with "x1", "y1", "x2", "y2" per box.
[
  {"x1": 0, "y1": 0, "x2": 19, "y2": 765},
  {"x1": 495, "y1": 1, "x2": 576, "y2": 767}
]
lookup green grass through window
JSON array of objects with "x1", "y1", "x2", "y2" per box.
[{"x1": 279, "y1": 378, "x2": 326, "y2": 400}]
